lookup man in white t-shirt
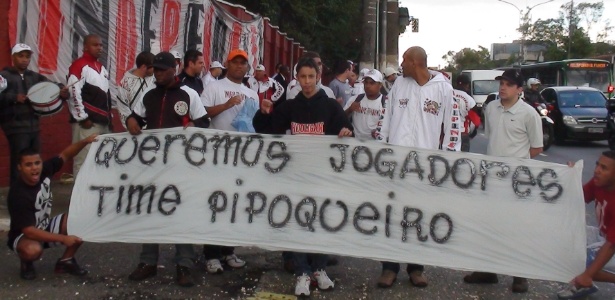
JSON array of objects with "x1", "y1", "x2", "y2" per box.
[
  {"x1": 202, "y1": 61, "x2": 225, "y2": 87},
  {"x1": 343, "y1": 69, "x2": 385, "y2": 140},
  {"x1": 246, "y1": 64, "x2": 284, "y2": 106},
  {"x1": 286, "y1": 51, "x2": 335, "y2": 100},
  {"x1": 201, "y1": 49, "x2": 259, "y2": 132},
  {"x1": 198, "y1": 49, "x2": 257, "y2": 273}
]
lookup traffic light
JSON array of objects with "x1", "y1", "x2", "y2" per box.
[{"x1": 412, "y1": 19, "x2": 419, "y2": 33}]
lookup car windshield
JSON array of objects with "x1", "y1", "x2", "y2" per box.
[
  {"x1": 472, "y1": 80, "x2": 500, "y2": 95},
  {"x1": 566, "y1": 69, "x2": 610, "y2": 92},
  {"x1": 558, "y1": 90, "x2": 606, "y2": 108}
]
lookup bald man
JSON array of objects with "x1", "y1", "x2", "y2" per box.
[
  {"x1": 67, "y1": 34, "x2": 112, "y2": 177},
  {"x1": 375, "y1": 46, "x2": 461, "y2": 289}
]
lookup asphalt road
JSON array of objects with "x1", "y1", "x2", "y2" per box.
[{"x1": 0, "y1": 131, "x2": 613, "y2": 299}]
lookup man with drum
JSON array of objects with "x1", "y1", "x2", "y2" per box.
[
  {"x1": 0, "y1": 43, "x2": 69, "y2": 184},
  {"x1": 66, "y1": 34, "x2": 112, "y2": 177}
]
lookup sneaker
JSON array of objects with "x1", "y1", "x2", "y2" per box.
[
  {"x1": 313, "y1": 270, "x2": 334, "y2": 290},
  {"x1": 295, "y1": 274, "x2": 311, "y2": 296},
  {"x1": 512, "y1": 277, "x2": 529, "y2": 293},
  {"x1": 377, "y1": 269, "x2": 397, "y2": 288},
  {"x1": 176, "y1": 265, "x2": 194, "y2": 287},
  {"x1": 222, "y1": 254, "x2": 246, "y2": 268},
  {"x1": 557, "y1": 284, "x2": 599, "y2": 299},
  {"x1": 20, "y1": 261, "x2": 36, "y2": 280},
  {"x1": 206, "y1": 259, "x2": 223, "y2": 274},
  {"x1": 54, "y1": 257, "x2": 88, "y2": 276},
  {"x1": 128, "y1": 263, "x2": 157, "y2": 281}
]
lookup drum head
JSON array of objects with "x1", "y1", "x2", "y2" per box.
[{"x1": 27, "y1": 81, "x2": 60, "y2": 104}]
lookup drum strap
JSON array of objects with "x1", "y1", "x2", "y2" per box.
[{"x1": 129, "y1": 79, "x2": 147, "y2": 107}]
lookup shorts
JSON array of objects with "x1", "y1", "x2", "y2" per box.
[
  {"x1": 586, "y1": 225, "x2": 615, "y2": 274},
  {"x1": 9, "y1": 214, "x2": 64, "y2": 253}
]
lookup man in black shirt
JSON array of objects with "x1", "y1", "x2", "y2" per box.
[
  {"x1": 7, "y1": 134, "x2": 97, "y2": 280},
  {"x1": 177, "y1": 49, "x2": 205, "y2": 96}
]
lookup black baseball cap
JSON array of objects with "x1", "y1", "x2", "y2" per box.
[
  {"x1": 495, "y1": 69, "x2": 524, "y2": 87},
  {"x1": 152, "y1": 52, "x2": 176, "y2": 70}
]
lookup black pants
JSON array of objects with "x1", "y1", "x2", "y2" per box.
[
  {"x1": 381, "y1": 262, "x2": 424, "y2": 274},
  {"x1": 203, "y1": 245, "x2": 234, "y2": 260},
  {"x1": 7, "y1": 132, "x2": 40, "y2": 184}
]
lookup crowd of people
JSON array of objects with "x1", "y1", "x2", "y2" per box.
[{"x1": 0, "y1": 35, "x2": 613, "y2": 299}]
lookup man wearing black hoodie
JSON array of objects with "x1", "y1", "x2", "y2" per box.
[
  {"x1": 177, "y1": 49, "x2": 205, "y2": 96},
  {"x1": 125, "y1": 52, "x2": 209, "y2": 287},
  {"x1": 253, "y1": 57, "x2": 352, "y2": 297}
]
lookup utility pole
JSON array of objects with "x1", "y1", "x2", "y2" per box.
[
  {"x1": 567, "y1": 0, "x2": 573, "y2": 59},
  {"x1": 360, "y1": 0, "x2": 378, "y2": 69}
]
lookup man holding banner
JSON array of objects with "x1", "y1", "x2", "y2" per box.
[
  {"x1": 464, "y1": 69, "x2": 543, "y2": 293},
  {"x1": 7, "y1": 134, "x2": 96, "y2": 280},
  {"x1": 375, "y1": 46, "x2": 459, "y2": 289},
  {"x1": 557, "y1": 151, "x2": 615, "y2": 299},
  {"x1": 125, "y1": 52, "x2": 209, "y2": 287}
]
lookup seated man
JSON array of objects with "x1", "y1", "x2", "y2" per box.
[
  {"x1": 7, "y1": 134, "x2": 97, "y2": 280},
  {"x1": 558, "y1": 150, "x2": 615, "y2": 299}
]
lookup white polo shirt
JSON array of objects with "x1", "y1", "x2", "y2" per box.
[{"x1": 484, "y1": 98, "x2": 543, "y2": 158}]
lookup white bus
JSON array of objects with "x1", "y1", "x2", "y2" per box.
[{"x1": 459, "y1": 69, "x2": 504, "y2": 108}]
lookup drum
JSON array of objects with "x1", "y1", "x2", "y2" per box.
[{"x1": 27, "y1": 81, "x2": 63, "y2": 116}]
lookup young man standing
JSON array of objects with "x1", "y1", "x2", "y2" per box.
[
  {"x1": 344, "y1": 69, "x2": 385, "y2": 140},
  {"x1": 286, "y1": 52, "x2": 335, "y2": 101},
  {"x1": 0, "y1": 43, "x2": 69, "y2": 184},
  {"x1": 125, "y1": 52, "x2": 209, "y2": 287},
  {"x1": 328, "y1": 60, "x2": 353, "y2": 106},
  {"x1": 464, "y1": 69, "x2": 543, "y2": 293},
  {"x1": 246, "y1": 64, "x2": 285, "y2": 106},
  {"x1": 200, "y1": 48, "x2": 255, "y2": 272},
  {"x1": 117, "y1": 51, "x2": 155, "y2": 130},
  {"x1": 375, "y1": 46, "x2": 460, "y2": 289},
  {"x1": 557, "y1": 151, "x2": 615, "y2": 299},
  {"x1": 67, "y1": 34, "x2": 112, "y2": 177},
  {"x1": 7, "y1": 134, "x2": 97, "y2": 280},
  {"x1": 178, "y1": 49, "x2": 205, "y2": 95},
  {"x1": 253, "y1": 57, "x2": 351, "y2": 296},
  {"x1": 202, "y1": 61, "x2": 225, "y2": 87},
  {"x1": 381, "y1": 67, "x2": 398, "y2": 96}
]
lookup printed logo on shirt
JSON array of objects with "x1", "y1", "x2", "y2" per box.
[
  {"x1": 174, "y1": 101, "x2": 188, "y2": 116},
  {"x1": 224, "y1": 91, "x2": 246, "y2": 100},
  {"x1": 399, "y1": 98, "x2": 409, "y2": 108},
  {"x1": 291, "y1": 122, "x2": 325, "y2": 135},
  {"x1": 423, "y1": 98, "x2": 441, "y2": 115},
  {"x1": 35, "y1": 178, "x2": 53, "y2": 230}
]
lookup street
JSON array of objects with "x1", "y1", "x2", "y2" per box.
[{"x1": 0, "y1": 130, "x2": 614, "y2": 299}]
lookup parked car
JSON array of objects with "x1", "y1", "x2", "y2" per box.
[{"x1": 540, "y1": 86, "x2": 608, "y2": 143}]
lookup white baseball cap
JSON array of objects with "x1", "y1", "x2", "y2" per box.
[
  {"x1": 255, "y1": 64, "x2": 266, "y2": 71},
  {"x1": 210, "y1": 61, "x2": 225, "y2": 69},
  {"x1": 12, "y1": 43, "x2": 32, "y2": 55},
  {"x1": 527, "y1": 78, "x2": 541, "y2": 85},
  {"x1": 363, "y1": 69, "x2": 384, "y2": 83},
  {"x1": 170, "y1": 50, "x2": 182, "y2": 59},
  {"x1": 383, "y1": 67, "x2": 398, "y2": 77}
]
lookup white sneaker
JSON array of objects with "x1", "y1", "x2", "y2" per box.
[
  {"x1": 313, "y1": 269, "x2": 334, "y2": 290},
  {"x1": 295, "y1": 274, "x2": 311, "y2": 296},
  {"x1": 206, "y1": 259, "x2": 223, "y2": 274},
  {"x1": 222, "y1": 254, "x2": 246, "y2": 268}
]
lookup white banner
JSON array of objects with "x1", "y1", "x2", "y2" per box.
[
  {"x1": 9, "y1": 0, "x2": 264, "y2": 100},
  {"x1": 68, "y1": 128, "x2": 586, "y2": 283}
]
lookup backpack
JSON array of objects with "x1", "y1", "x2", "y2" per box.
[{"x1": 354, "y1": 93, "x2": 387, "y2": 106}]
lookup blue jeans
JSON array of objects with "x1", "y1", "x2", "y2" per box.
[
  {"x1": 139, "y1": 244, "x2": 195, "y2": 268},
  {"x1": 381, "y1": 262, "x2": 424, "y2": 274},
  {"x1": 293, "y1": 252, "x2": 328, "y2": 276}
]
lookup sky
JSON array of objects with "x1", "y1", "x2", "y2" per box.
[{"x1": 398, "y1": 0, "x2": 615, "y2": 68}]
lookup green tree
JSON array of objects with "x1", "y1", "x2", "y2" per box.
[
  {"x1": 228, "y1": 0, "x2": 363, "y2": 64},
  {"x1": 442, "y1": 46, "x2": 493, "y2": 74}
]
